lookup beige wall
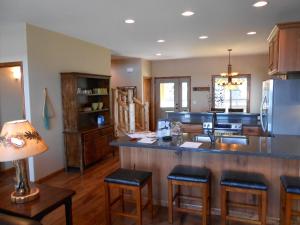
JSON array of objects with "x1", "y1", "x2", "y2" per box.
[
  {"x1": 111, "y1": 58, "x2": 151, "y2": 101},
  {"x1": 151, "y1": 54, "x2": 269, "y2": 113},
  {"x1": 0, "y1": 67, "x2": 23, "y2": 170},
  {"x1": 26, "y1": 24, "x2": 111, "y2": 180},
  {"x1": 111, "y1": 58, "x2": 143, "y2": 99}
]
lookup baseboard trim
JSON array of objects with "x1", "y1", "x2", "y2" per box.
[{"x1": 36, "y1": 168, "x2": 65, "y2": 184}]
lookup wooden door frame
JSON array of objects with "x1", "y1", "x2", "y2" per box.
[
  {"x1": 0, "y1": 61, "x2": 25, "y2": 119},
  {"x1": 143, "y1": 77, "x2": 155, "y2": 131},
  {"x1": 154, "y1": 76, "x2": 191, "y2": 127}
]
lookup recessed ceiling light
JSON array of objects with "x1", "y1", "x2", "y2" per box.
[
  {"x1": 199, "y1": 35, "x2": 208, "y2": 39},
  {"x1": 156, "y1": 53, "x2": 162, "y2": 56},
  {"x1": 157, "y1": 39, "x2": 165, "y2": 43},
  {"x1": 125, "y1": 19, "x2": 135, "y2": 24},
  {"x1": 181, "y1": 11, "x2": 194, "y2": 16},
  {"x1": 253, "y1": 1, "x2": 268, "y2": 7},
  {"x1": 247, "y1": 31, "x2": 257, "y2": 35}
]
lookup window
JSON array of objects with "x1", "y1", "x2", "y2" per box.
[{"x1": 212, "y1": 74, "x2": 251, "y2": 112}]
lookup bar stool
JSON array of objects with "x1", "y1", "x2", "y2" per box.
[
  {"x1": 220, "y1": 171, "x2": 268, "y2": 225},
  {"x1": 104, "y1": 168, "x2": 153, "y2": 225},
  {"x1": 280, "y1": 176, "x2": 300, "y2": 225},
  {"x1": 167, "y1": 165, "x2": 211, "y2": 225}
]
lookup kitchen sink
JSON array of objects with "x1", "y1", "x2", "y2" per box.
[
  {"x1": 217, "y1": 135, "x2": 249, "y2": 145},
  {"x1": 193, "y1": 134, "x2": 212, "y2": 143},
  {"x1": 193, "y1": 134, "x2": 249, "y2": 145}
]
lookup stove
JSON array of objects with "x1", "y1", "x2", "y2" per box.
[{"x1": 203, "y1": 122, "x2": 243, "y2": 135}]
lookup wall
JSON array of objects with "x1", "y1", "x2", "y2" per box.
[
  {"x1": 0, "y1": 68, "x2": 23, "y2": 170},
  {"x1": 111, "y1": 58, "x2": 151, "y2": 101},
  {"x1": 26, "y1": 24, "x2": 111, "y2": 180},
  {"x1": 111, "y1": 58, "x2": 143, "y2": 99},
  {"x1": 151, "y1": 54, "x2": 269, "y2": 113}
]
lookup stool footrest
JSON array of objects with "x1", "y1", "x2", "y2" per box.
[
  {"x1": 228, "y1": 201, "x2": 259, "y2": 210},
  {"x1": 111, "y1": 210, "x2": 138, "y2": 219},
  {"x1": 227, "y1": 215, "x2": 262, "y2": 225},
  {"x1": 173, "y1": 193, "x2": 202, "y2": 202},
  {"x1": 174, "y1": 206, "x2": 202, "y2": 215},
  {"x1": 292, "y1": 210, "x2": 300, "y2": 216}
]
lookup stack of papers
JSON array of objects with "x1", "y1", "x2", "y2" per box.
[
  {"x1": 127, "y1": 132, "x2": 156, "y2": 139},
  {"x1": 180, "y1": 142, "x2": 203, "y2": 148},
  {"x1": 137, "y1": 138, "x2": 157, "y2": 144}
]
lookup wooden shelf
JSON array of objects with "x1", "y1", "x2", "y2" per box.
[{"x1": 79, "y1": 108, "x2": 109, "y2": 114}]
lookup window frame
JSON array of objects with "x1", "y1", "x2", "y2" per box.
[{"x1": 211, "y1": 74, "x2": 251, "y2": 113}]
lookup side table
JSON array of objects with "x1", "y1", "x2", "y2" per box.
[{"x1": 0, "y1": 183, "x2": 75, "y2": 225}]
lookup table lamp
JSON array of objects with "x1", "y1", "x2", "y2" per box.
[{"x1": 0, "y1": 120, "x2": 48, "y2": 203}]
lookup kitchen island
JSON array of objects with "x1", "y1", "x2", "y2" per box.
[{"x1": 111, "y1": 134, "x2": 300, "y2": 222}]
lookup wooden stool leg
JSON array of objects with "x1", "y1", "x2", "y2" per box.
[
  {"x1": 202, "y1": 184, "x2": 208, "y2": 225},
  {"x1": 148, "y1": 179, "x2": 154, "y2": 218},
  {"x1": 176, "y1": 185, "x2": 181, "y2": 208},
  {"x1": 168, "y1": 180, "x2": 174, "y2": 224},
  {"x1": 285, "y1": 194, "x2": 292, "y2": 225},
  {"x1": 120, "y1": 188, "x2": 125, "y2": 212},
  {"x1": 136, "y1": 188, "x2": 143, "y2": 225},
  {"x1": 280, "y1": 185, "x2": 285, "y2": 225},
  {"x1": 258, "y1": 194, "x2": 262, "y2": 221},
  {"x1": 105, "y1": 183, "x2": 111, "y2": 225},
  {"x1": 261, "y1": 191, "x2": 267, "y2": 225},
  {"x1": 220, "y1": 186, "x2": 227, "y2": 225}
]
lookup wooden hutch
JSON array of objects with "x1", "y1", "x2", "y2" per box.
[{"x1": 61, "y1": 72, "x2": 115, "y2": 172}]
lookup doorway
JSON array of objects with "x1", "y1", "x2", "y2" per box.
[{"x1": 155, "y1": 77, "x2": 191, "y2": 121}]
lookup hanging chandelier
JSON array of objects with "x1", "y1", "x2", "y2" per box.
[{"x1": 218, "y1": 49, "x2": 243, "y2": 90}]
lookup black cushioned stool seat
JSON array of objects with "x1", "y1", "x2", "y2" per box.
[
  {"x1": 280, "y1": 175, "x2": 300, "y2": 194},
  {"x1": 221, "y1": 171, "x2": 268, "y2": 191},
  {"x1": 167, "y1": 165, "x2": 211, "y2": 225},
  {"x1": 280, "y1": 175, "x2": 300, "y2": 224},
  {"x1": 104, "y1": 168, "x2": 152, "y2": 186},
  {"x1": 104, "y1": 168, "x2": 153, "y2": 225},
  {"x1": 168, "y1": 165, "x2": 210, "y2": 183},
  {"x1": 220, "y1": 171, "x2": 268, "y2": 225}
]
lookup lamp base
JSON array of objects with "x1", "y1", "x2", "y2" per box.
[{"x1": 11, "y1": 187, "x2": 39, "y2": 204}]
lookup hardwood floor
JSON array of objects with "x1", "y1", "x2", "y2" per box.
[{"x1": 0, "y1": 154, "x2": 275, "y2": 225}]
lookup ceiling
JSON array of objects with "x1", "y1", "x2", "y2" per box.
[{"x1": 1, "y1": 0, "x2": 300, "y2": 60}]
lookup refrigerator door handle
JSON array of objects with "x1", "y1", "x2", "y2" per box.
[{"x1": 260, "y1": 96, "x2": 267, "y2": 133}]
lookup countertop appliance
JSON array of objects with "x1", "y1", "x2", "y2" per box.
[
  {"x1": 203, "y1": 122, "x2": 243, "y2": 135},
  {"x1": 261, "y1": 79, "x2": 300, "y2": 135}
]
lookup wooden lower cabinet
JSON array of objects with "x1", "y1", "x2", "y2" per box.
[
  {"x1": 64, "y1": 125, "x2": 115, "y2": 172},
  {"x1": 242, "y1": 126, "x2": 262, "y2": 136}
]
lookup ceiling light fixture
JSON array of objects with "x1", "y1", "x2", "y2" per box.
[
  {"x1": 156, "y1": 53, "x2": 162, "y2": 56},
  {"x1": 199, "y1": 35, "x2": 208, "y2": 39},
  {"x1": 218, "y1": 49, "x2": 242, "y2": 90},
  {"x1": 125, "y1": 19, "x2": 135, "y2": 24},
  {"x1": 247, "y1": 31, "x2": 257, "y2": 35},
  {"x1": 157, "y1": 40, "x2": 165, "y2": 43},
  {"x1": 181, "y1": 11, "x2": 194, "y2": 16},
  {"x1": 253, "y1": 1, "x2": 268, "y2": 7}
]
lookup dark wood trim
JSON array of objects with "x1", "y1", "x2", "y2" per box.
[
  {"x1": 211, "y1": 74, "x2": 251, "y2": 113},
  {"x1": 0, "y1": 61, "x2": 22, "y2": 68}
]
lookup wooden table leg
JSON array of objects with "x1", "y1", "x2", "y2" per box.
[{"x1": 65, "y1": 197, "x2": 73, "y2": 225}]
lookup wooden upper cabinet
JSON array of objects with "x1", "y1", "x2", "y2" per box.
[{"x1": 268, "y1": 22, "x2": 300, "y2": 75}]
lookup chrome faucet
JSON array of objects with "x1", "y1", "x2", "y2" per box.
[{"x1": 207, "y1": 112, "x2": 217, "y2": 143}]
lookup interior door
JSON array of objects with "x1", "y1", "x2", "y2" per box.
[{"x1": 155, "y1": 77, "x2": 190, "y2": 120}]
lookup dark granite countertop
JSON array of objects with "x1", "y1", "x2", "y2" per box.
[
  {"x1": 111, "y1": 134, "x2": 300, "y2": 160},
  {"x1": 167, "y1": 112, "x2": 260, "y2": 126}
]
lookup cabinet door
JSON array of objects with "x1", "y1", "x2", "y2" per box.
[
  {"x1": 242, "y1": 126, "x2": 261, "y2": 136},
  {"x1": 268, "y1": 34, "x2": 279, "y2": 74},
  {"x1": 83, "y1": 130, "x2": 104, "y2": 166}
]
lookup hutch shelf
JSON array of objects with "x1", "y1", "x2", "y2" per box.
[{"x1": 61, "y1": 72, "x2": 115, "y2": 173}]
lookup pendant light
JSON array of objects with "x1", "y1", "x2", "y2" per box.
[{"x1": 218, "y1": 49, "x2": 242, "y2": 90}]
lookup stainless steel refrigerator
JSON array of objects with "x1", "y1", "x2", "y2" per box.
[{"x1": 261, "y1": 79, "x2": 300, "y2": 135}]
